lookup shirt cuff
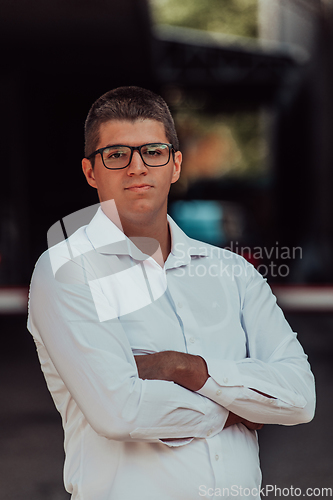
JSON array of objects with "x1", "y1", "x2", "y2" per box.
[
  {"x1": 197, "y1": 358, "x2": 243, "y2": 405},
  {"x1": 197, "y1": 376, "x2": 242, "y2": 407}
]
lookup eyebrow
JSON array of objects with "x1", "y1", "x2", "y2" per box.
[
  {"x1": 100, "y1": 142, "x2": 165, "y2": 150},
  {"x1": 100, "y1": 144, "x2": 126, "y2": 149}
]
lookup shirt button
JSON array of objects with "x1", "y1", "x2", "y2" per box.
[
  {"x1": 223, "y1": 377, "x2": 228, "y2": 384},
  {"x1": 216, "y1": 389, "x2": 222, "y2": 396},
  {"x1": 215, "y1": 454, "x2": 219, "y2": 461},
  {"x1": 207, "y1": 429, "x2": 213, "y2": 437},
  {"x1": 189, "y1": 337, "x2": 195, "y2": 343}
]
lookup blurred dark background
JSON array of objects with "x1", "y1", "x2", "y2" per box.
[{"x1": 0, "y1": 0, "x2": 332, "y2": 498}]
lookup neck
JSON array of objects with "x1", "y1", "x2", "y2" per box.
[{"x1": 120, "y1": 214, "x2": 171, "y2": 267}]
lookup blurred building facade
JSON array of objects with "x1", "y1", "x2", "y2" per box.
[
  {"x1": 0, "y1": 0, "x2": 332, "y2": 285},
  {"x1": 259, "y1": 0, "x2": 333, "y2": 282}
]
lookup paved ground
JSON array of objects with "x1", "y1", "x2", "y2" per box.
[{"x1": 0, "y1": 312, "x2": 332, "y2": 499}]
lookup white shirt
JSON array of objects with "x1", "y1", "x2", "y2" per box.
[{"x1": 28, "y1": 205, "x2": 315, "y2": 500}]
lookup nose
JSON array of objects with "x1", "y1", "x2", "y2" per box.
[{"x1": 127, "y1": 150, "x2": 148, "y2": 175}]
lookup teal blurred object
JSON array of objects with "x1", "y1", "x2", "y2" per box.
[{"x1": 170, "y1": 200, "x2": 225, "y2": 246}]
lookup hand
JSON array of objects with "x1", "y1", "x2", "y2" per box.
[
  {"x1": 134, "y1": 351, "x2": 209, "y2": 391},
  {"x1": 224, "y1": 411, "x2": 264, "y2": 431}
]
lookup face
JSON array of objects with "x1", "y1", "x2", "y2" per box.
[{"x1": 82, "y1": 119, "x2": 182, "y2": 229}]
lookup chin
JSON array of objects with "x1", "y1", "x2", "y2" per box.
[
  {"x1": 131, "y1": 200, "x2": 155, "y2": 213},
  {"x1": 122, "y1": 204, "x2": 160, "y2": 223}
]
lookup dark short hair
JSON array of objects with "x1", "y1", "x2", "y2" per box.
[{"x1": 84, "y1": 86, "x2": 179, "y2": 163}]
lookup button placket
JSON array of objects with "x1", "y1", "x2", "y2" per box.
[
  {"x1": 166, "y1": 281, "x2": 204, "y2": 355},
  {"x1": 205, "y1": 437, "x2": 224, "y2": 491}
]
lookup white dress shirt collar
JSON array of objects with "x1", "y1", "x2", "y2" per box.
[{"x1": 85, "y1": 205, "x2": 208, "y2": 267}]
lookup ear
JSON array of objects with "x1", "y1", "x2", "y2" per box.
[
  {"x1": 82, "y1": 158, "x2": 97, "y2": 189},
  {"x1": 171, "y1": 150, "x2": 182, "y2": 184}
]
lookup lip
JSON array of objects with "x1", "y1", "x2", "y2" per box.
[{"x1": 125, "y1": 184, "x2": 153, "y2": 192}]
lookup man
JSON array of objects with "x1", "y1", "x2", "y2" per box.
[{"x1": 28, "y1": 86, "x2": 315, "y2": 499}]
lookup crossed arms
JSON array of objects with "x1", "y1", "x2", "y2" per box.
[{"x1": 135, "y1": 351, "x2": 265, "y2": 431}]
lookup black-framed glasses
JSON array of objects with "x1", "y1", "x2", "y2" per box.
[{"x1": 86, "y1": 143, "x2": 175, "y2": 170}]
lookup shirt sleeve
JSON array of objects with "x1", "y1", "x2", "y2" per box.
[
  {"x1": 28, "y1": 250, "x2": 228, "y2": 444},
  {"x1": 197, "y1": 266, "x2": 316, "y2": 425}
]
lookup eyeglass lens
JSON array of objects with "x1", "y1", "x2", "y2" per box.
[{"x1": 102, "y1": 143, "x2": 170, "y2": 169}]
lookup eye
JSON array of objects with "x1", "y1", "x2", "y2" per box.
[
  {"x1": 147, "y1": 149, "x2": 160, "y2": 156},
  {"x1": 104, "y1": 147, "x2": 129, "y2": 160},
  {"x1": 143, "y1": 144, "x2": 167, "y2": 156},
  {"x1": 110, "y1": 151, "x2": 124, "y2": 159}
]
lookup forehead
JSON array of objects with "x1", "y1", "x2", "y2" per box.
[{"x1": 97, "y1": 119, "x2": 168, "y2": 148}]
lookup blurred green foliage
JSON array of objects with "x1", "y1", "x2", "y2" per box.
[
  {"x1": 150, "y1": 0, "x2": 265, "y2": 181},
  {"x1": 174, "y1": 110, "x2": 267, "y2": 180},
  {"x1": 150, "y1": 0, "x2": 258, "y2": 39}
]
